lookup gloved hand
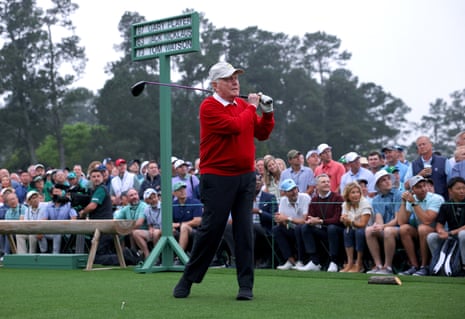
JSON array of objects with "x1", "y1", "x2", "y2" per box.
[{"x1": 258, "y1": 93, "x2": 274, "y2": 113}]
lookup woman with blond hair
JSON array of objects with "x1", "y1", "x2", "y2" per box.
[
  {"x1": 339, "y1": 182, "x2": 372, "y2": 272},
  {"x1": 263, "y1": 156, "x2": 283, "y2": 201}
]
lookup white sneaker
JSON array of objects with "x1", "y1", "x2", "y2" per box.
[
  {"x1": 291, "y1": 261, "x2": 304, "y2": 270},
  {"x1": 296, "y1": 261, "x2": 321, "y2": 271},
  {"x1": 367, "y1": 266, "x2": 382, "y2": 274},
  {"x1": 376, "y1": 267, "x2": 393, "y2": 275},
  {"x1": 327, "y1": 262, "x2": 338, "y2": 272},
  {"x1": 277, "y1": 260, "x2": 294, "y2": 270}
]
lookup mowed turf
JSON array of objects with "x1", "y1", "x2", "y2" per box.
[{"x1": 1, "y1": 267, "x2": 464, "y2": 319}]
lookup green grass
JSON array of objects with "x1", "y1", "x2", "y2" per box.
[{"x1": 1, "y1": 267, "x2": 464, "y2": 319}]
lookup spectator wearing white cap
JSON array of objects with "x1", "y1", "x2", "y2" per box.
[
  {"x1": 305, "y1": 150, "x2": 320, "y2": 172},
  {"x1": 339, "y1": 152, "x2": 376, "y2": 196},
  {"x1": 171, "y1": 159, "x2": 200, "y2": 200},
  {"x1": 397, "y1": 175, "x2": 444, "y2": 276},
  {"x1": 280, "y1": 149, "x2": 316, "y2": 196},
  {"x1": 172, "y1": 181, "x2": 202, "y2": 255},
  {"x1": 273, "y1": 178, "x2": 311, "y2": 270},
  {"x1": 314, "y1": 143, "x2": 346, "y2": 194},
  {"x1": 34, "y1": 164, "x2": 45, "y2": 179},
  {"x1": 365, "y1": 170, "x2": 403, "y2": 275},
  {"x1": 132, "y1": 188, "x2": 162, "y2": 259},
  {"x1": 16, "y1": 191, "x2": 46, "y2": 254}
]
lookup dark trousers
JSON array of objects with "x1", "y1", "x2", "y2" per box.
[
  {"x1": 273, "y1": 224, "x2": 306, "y2": 261},
  {"x1": 183, "y1": 172, "x2": 255, "y2": 289},
  {"x1": 301, "y1": 224, "x2": 344, "y2": 264}
]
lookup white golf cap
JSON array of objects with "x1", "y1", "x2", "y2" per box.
[
  {"x1": 143, "y1": 188, "x2": 157, "y2": 200},
  {"x1": 317, "y1": 143, "x2": 331, "y2": 155},
  {"x1": 374, "y1": 169, "x2": 390, "y2": 191},
  {"x1": 208, "y1": 62, "x2": 244, "y2": 81},
  {"x1": 345, "y1": 152, "x2": 360, "y2": 163}
]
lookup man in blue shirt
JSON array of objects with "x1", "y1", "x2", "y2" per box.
[
  {"x1": 366, "y1": 170, "x2": 402, "y2": 274},
  {"x1": 398, "y1": 175, "x2": 444, "y2": 276},
  {"x1": 172, "y1": 181, "x2": 203, "y2": 253},
  {"x1": 280, "y1": 149, "x2": 315, "y2": 195}
]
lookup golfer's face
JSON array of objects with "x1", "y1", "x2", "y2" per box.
[{"x1": 213, "y1": 74, "x2": 240, "y2": 101}]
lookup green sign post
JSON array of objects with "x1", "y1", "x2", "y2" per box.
[{"x1": 131, "y1": 12, "x2": 200, "y2": 273}]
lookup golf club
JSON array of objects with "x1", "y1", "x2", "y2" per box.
[{"x1": 130, "y1": 81, "x2": 273, "y2": 105}]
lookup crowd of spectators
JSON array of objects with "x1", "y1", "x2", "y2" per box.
[{"x1": 1, "y1": 131, "x2": 465, "y2": 274}]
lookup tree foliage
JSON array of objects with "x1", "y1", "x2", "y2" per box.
[
  {"x1": 0, "y1": 0, "x2": 86, "y2": 168},
  {"x1": 0, "y1": 5, "x2": 462, "y2": 170}
]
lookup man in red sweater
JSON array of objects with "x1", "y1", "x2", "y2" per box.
[{"x1": 173, "y1": 61, "x2": 275, "y2": 300}]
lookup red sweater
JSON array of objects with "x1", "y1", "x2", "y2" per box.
[{"x1": 199, "y1": 96, "x2": 274, "y2": 176}]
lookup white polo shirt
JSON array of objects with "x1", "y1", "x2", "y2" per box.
[{"x1": 278, "y1": 193, "x2": 311, "y2": 219}]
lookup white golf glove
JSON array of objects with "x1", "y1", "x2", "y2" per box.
[{"x1": 258, "y1": 92, "x2": 274, "y2": 113}]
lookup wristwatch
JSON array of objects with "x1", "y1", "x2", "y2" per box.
[{"x1": 411, "y1": 202, "x2": 418, "y2": 207}]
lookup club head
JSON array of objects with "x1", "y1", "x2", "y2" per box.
[{"x1": 130, "y1": 81, "x2": 147, "y2": 97}]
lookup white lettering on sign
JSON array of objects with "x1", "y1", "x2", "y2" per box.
[
  {"x1": 135, "y1": 17, "x2": 192, "y2": 36},
  {"x1": 135, "y1": 39, "x2": 193, "y2": 58},
  {"x1": 134, "y1": 28, "x2": 193, "y2": 48}
]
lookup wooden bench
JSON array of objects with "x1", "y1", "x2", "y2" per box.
[{"x1": 0, "y1": 220, "x2": 135, "y2": 270}]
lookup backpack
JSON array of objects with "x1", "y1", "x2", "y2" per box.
[{"x1": 430, "y1": 237, "x2": 462, "y2": 277}]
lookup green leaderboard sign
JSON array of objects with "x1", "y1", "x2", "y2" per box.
[{"x1": 131, "y1": 12, "x2": 200, "y2": 61}]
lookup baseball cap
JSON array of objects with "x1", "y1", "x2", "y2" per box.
[
  {"x1": 26, "y1": 190, "x2": 39, "y2": 201},
  {"x1": 67, "y1": 172, "x2": 77, "y2": 179},
  {"x1": 115, "y1": 158, "x2": 126, "y2": 166},
  {"x1": 140, "y1": 160, "x2": 149, "y2": 174},
  {"x1": 102, "y1": 157, "x2": 112, "y2": 165},
  {"x1": 360, "y1": 156, "x2": 368, "y2": 165},
  {"x1": 409, "y1": 175, "x2": 426, "y2": 188},
  {"x1": 306, "y1": 150, "x2": 318, "y2": 159},
  {"x1": 279, "y1": 178, "x2": 297, "y2": 192},
  {"x1": 143, "y1": 188, "x2": 158, "y2": 200},
  {"x1": 287, "y1": 149, "x2": 301, "y2": 159},
  {"x1": 174, "y1": 159, "x2": 188, "y2": 169},
  {"x1": 32, "y1": 175, "x2": 43, "y2": 182},
  {"x1": 385, "y1": 166, "x2": 400, "y2": 174},
  {"x1": 345, "y1": 152, "x2": 360, "y2": 163},
  {"x1": 172, "y1": 181, "x2": 187, "y2": 192},
  {"x1": 374, "y1": 169, "x2": 390, "y2": 187},
  {"x1": 317, "y1": 143, "x2": 331, "y2": 155},
  {"x1": 208, "y1": 61, "x2": 244, "y2": 81},
  {"x1": 34, "y1": 163, "x2": 45, "y2": 170},
  {"x1": 1, "y1": 187, "x2": 15, "y2": 196},
  {"x1": 381, "y1": 142, "x2": 398, "y2": 153}
]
